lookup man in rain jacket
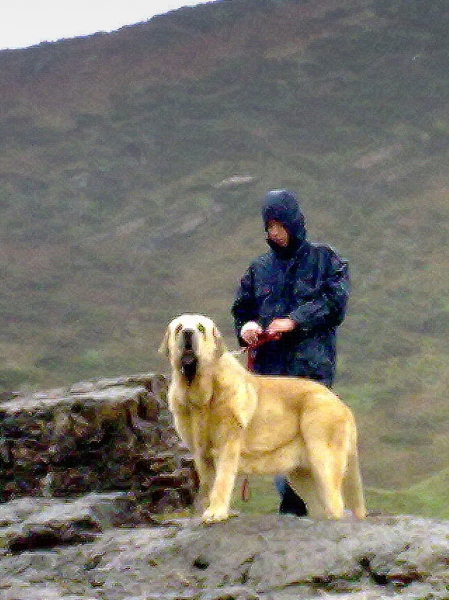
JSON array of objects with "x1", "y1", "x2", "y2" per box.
[{"x1": 231, "y1": 189, "x2": 350, "y2": 515}]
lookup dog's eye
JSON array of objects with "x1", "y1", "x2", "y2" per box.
[
  {"x1": 197, "y1": 323, "x2": 206, "y2": 334},
  {"x1": 175, "y1": 324, "x2": 183, "y2": 335}
]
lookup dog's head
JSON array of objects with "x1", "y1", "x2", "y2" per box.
[{"x1": 159, "y1": 314, "x2": 226, "y2": 384}]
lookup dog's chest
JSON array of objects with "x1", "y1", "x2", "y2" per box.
[{"x1": 180, "y1": 381, "x2": 213, "y2": 407}]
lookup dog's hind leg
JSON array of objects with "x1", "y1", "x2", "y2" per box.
[
  {"x1": 343, "y1": 450, "x2": 366, "y2": 519},
  {"x1": 308, "y1": 445, "x2": 346, "y2": 519},
  {"x1": 288, "y1": 468, "x2": 326, "y2": 518}
]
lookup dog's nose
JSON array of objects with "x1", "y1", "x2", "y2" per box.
[{"x1": 182, "y1": 328, "x2": 194, "y2": 350}]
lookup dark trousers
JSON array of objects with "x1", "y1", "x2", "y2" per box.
[{"x1": 275, "y1": 475, "x2": 307, "y2": 516}]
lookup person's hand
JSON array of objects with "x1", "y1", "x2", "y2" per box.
[
  {"x1": 266, "y1": 318, "x2": 296, "y2": 338},
  {"x1": 240, "y1": 322, "x2": 263, "y2": 346}
]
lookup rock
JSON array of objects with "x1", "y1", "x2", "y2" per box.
[
  {"x1": 214, "y1": 176, "x2": 258, "y2": 189},
  {"x1": 1, "y1": 514, "x2": 449, "y2": 599},
  {"x1": 2, "y1": 374, "x2": 449, "y2": 599},
  {"x1": 0, "y1": 493, "x2": 158, "y2": 553},
  {"x1": 0, "y1": 374, "x2": 197, "y2": 510}
]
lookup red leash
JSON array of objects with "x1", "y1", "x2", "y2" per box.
[
  {"x1": 245, "y1": 330, "x2": 280, "y2": 371},
  {"x1": 241, "y1": 330, "x2": 279, "y2": 501}
]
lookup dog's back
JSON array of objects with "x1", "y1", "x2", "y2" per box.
[
  {"x1": 249, "y1": 372, "x2": 354, "y2": 431},
  {"x1": 240, "y1": 372, "x2": 355, "y2": 467}
]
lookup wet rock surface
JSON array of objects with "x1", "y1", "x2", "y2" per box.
[
  {"x1": 1, "y1": 512, "x2": 449, "y2": 599},
  {"x1": 0, "y1": 374, "x2": 197, "y2": 509},
  {"x1": 1, "y1": 377, "x2": 449, "y2": 599}
]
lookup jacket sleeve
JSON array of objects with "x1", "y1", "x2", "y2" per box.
[
  {"x1": 231, "y1": 266, "x2": 259, "y2": 343},
  {"x1": 289, "y1": 248, "x2": 350, "y2": 332}
]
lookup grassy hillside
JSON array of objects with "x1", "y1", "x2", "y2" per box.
[{"x1": 0, "y1": 0, "x2": 449, "y2": 512}]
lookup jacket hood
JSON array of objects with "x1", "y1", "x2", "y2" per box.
[{"x1": 261, "y1": 189, "x2": 307, "y2": 244}]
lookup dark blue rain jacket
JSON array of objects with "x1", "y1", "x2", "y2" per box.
[{"x1": 231, "y1": 190, "x2": 349, "y2": 386}]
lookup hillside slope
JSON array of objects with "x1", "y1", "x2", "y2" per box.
[{"x1": 0, "y1": 0, "x2": 449, "y2": 503}]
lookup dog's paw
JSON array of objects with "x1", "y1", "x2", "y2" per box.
[{"x1": 201, "y1": 506, "x2": 230, "y2": 524}]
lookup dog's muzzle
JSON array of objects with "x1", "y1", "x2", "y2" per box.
[
  {"x1": 179, "y1": 329, "x2": 198, "y2": 385},
  {"x1": 182, "y1": 328, "x2": 194, "y2": 351}
]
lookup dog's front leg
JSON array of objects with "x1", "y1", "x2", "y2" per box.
[
  {"x1": 193, "y1": 452, "x2": 215, "y2": 512},
  {"x1": 171, "y1": 403, "x2": 215, "y2": 511},
  {"x1": 202, "y1": 428, "x2": 242, "y2": 524},
  {"x1": 189, "y1": 408, "x2": 216, "y2": 512}
]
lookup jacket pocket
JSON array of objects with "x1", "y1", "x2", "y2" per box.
[
  {"x1": 254, "y1": 282, "x2": 272, "y2": 300},
  {"x1": 293, "y1": 279, "x2": 316, "y2": 298}
]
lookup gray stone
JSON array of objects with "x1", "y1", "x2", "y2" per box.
[
  {"x1": 2, "y1": 511, "x2": 449, "y2": 599},
  {"x1": 0, "y1": 374, "x2": 196, "y2": 507},
  {"x1": 2, "y1": 375, "x2": 449, "y2": 599}
]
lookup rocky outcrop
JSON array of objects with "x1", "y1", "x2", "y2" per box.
[
  {"x1": 1, "y1": 510, "x2": 449, "y2": 600},
  {"x1": 0, "y1": 493, "x2": 148, "y2": 553},
  {"x1": 1, "y1": 375, "x2": 449, "y2": 600},
  {"x1": 0, "y1": 374, "x2": 197, "y2": 511}
]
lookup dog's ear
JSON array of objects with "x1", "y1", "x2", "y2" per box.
[
  {"x1": 158, "y1": 327, "x2": 170, "y2": 357},
  {"x1": 213, "y1": 326, "x2": 227, "y2": 357}
]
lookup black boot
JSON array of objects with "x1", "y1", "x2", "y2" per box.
[{"x1": 279, "y1": 480, "x2": 307, "y2": 516}]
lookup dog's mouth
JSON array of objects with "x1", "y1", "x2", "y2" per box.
[
  {"x1": 177, "y1": 328, "x2": 200, "y2": 385},
  {"x1": 180, "y1": 349, "x2": 198, "y2": 385}
]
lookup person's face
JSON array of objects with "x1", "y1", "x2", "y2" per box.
[{"x1": 266, "y1": 219, "x2": 289, "y2": 247}]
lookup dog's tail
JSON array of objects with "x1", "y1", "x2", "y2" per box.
[{"x1": 343, "y1": 445, "x2": 366, "y2": 519}]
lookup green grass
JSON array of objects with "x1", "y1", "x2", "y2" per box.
[
  {"x1": 237, "y1": 473, "x2": 449, "y2": 519},
  {"x1": 162, "y1": 471, "x2": 449, "y2": 520},
  {"x1": 366, "y1": 472, "x2": 449, "y2": 520},
  {"x1": 231, "y1": 476, "x2": 280, "y2": 515}
]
